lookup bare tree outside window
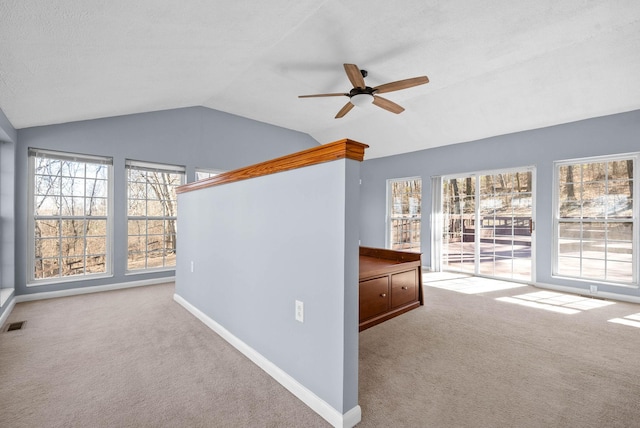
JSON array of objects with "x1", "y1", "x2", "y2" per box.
[
  {"x1": 388, "y1": 178, "x2": 421, "y2": 252},
  {"x1": 30, "y1": 150, "x2": 111, "y2": 281},
  {"x1": 126, "y1": 161, "x2": 184, "y2": 271},
  {"x1": 442, "y1": 169, "x2": 533, "y2": 280},
  {"x1": 442, "y1": 176, "x2": 476, "y2": 272},
  {"x1": 556, "y1": 156, "x2": 636, "y2": 284}
]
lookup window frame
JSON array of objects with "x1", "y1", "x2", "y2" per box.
[
  {"x1": 126, "y1": 159, "x2": 185, "y2": 274},
  {"x1": 553, "y1": 153, "x2": 638, "y2": 287},
  {"x1": 386, "y1": 176, "x2": 422, "y2": 252},
  {"x1": 27, "y1": 148, "x2": 114, "y2": 286},
  {"x1": 194, "y1": 167, "x2": 225, "y2": 182}
]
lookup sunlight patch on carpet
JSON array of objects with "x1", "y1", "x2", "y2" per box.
[
  {"x1": 422, "y1": 272, "x2": 472, "y2": 282},
  {"x1": 497, "y1": 291, "x2": 615, "y2": 314},
  {"x1": 608, "y1": 313, "x2": 640, "y2": 328},
  {"x1": 424, "y1": 275, "x2": 525, "y2": 294},
  {"x1": 496, "y1": 296, "x2": 581, "y2": 314}
]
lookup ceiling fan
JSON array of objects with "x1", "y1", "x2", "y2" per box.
[{"x1": 298, "y1": 63, "x2": 429, "y2": 118}]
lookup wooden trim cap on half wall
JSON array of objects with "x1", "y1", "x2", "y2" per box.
[{"x1": 176, "y1": 138, "x2": 369, "y2": 194}]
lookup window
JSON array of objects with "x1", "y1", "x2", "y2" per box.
[
  {"x1": 29, "y1": 149, "x2": 112, "y2": 283},
  {"x1": 555, "y1": 154, "x2": 637, "y2": 285},
  {"x1": 387, "y1": 177, "x2": 421, "y2": 252},
  {"x1": 126, "y1": 160, "x2": 185, "y2": 271},
  {"x1": 194, "y1": 168, "x2": 224, "y2": 182}
]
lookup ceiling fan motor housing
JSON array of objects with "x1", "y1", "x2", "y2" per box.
[{"x1": 349, "y1": 87, "x2": 376, "y2": 97}]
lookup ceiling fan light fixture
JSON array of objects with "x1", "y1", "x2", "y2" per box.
[{"x1": 349, "y1": 93, "x2": 374, "y2": 107}]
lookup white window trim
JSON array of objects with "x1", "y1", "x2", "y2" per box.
[
  {"x1": 552, "y1": 152, "x2": 639, "y2": 288},
  {"x1": 27, "y1": 149, "x2": 114, "y2": 286}
]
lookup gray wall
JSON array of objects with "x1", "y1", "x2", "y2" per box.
[
  {"x1": 0, "y1": 108, "x2": 17, "y2": 144},
  {"x1": 175, "y1": 158, "x2": 360, "y2": 415},
  {"x1": 0, "y1": 108, "x2": 17, "y2": 319},
  {"x1": 360, "y1": 109, "x2": 640, "y2": 298},
  {"x1": 15, "y1": 106, "x2": 318, "y2": 295}
]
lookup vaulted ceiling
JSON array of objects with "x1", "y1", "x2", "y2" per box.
[{"x1": 1, "y1": 1, "x2": 639, "y2": 158}]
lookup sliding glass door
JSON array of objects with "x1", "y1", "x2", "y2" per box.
[
  {"x1": 442, "y1": 168, "x2": 534, "y2": 281},
  {"x1": 442, "y1": 176, "x2": 476, "y2": 272}
]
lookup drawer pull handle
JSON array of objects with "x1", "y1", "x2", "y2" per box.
[
  {"x1": 380, "y1": 293, "x2": 387, "y2": 297},
  {"x1": 401, "y1": 286, "x2": 408, "y2": 290}
]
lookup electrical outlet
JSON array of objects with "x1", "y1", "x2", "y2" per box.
[
  {"x1": 295, "y1": 300, "x2": 304, "y2": 323},
  {"x1": 190, "y1": 261, "x2": 194, "y2": 273},
  {"x1": 590, "y1": 285, "x2": 598, "y2": 294}
]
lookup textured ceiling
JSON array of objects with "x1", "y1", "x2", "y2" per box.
[{"x1": 1, "y1": 0, "x2": 639, "y2": 158}]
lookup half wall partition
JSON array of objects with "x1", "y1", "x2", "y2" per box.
[{"x1": 174, "y1": 139, "x2": 367, "y2": 428}]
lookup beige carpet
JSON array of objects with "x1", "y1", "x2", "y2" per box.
[
  {"x1": 2, "y1": 277, "x2": 640, "y2": 427},
  {"x1": 0, "y1": 284, "x2": 327, "y2": 427},
  {"x1": 360, "y1": 274, "x2": 640, "y2": 427}
]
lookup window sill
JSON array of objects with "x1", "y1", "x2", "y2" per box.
[
  {"x1": 0, "y1": 288, "x2": 14, "y2": 307},
  {"x1": 27, "y1": 273, "x2": 114, "y2": 288},
  {"x1": 551, "y1": 274, "x2": 639, "y2": 289},
  {"x1": 125, "y1": 267, "x2": 176, "y2": 276}
]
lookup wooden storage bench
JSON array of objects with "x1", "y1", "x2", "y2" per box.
[{"x1": 359, "y1": 246, "x2": 424, "y2": 331}]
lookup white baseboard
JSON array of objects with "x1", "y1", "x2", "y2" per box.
[
  {"x1": 342, "y1": 405, "x2": 362, "y2": 428},
  {"x1": 0, "y1": 294, "x2": 16, "y2": 328},
  {"x1": 534, "y1": 281, "x2": 640, "y2": 304},
  {"x1": 173, "y1": 293, "x2": 361, "y2": 428},
  {"x1": 15, "y1": 277, "x2": 175, "y2": 303}
]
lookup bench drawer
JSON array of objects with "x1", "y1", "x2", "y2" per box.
[
  {"x1": 359, "y1": 276, "x2": 390, "y2": 321},
  {"x1": 391, "y1": 270, "x2": 418, "y2": 309}
]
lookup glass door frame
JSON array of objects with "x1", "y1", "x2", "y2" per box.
[{"x1": 439, "y1": 166, "x2": 536, "y2": 283}]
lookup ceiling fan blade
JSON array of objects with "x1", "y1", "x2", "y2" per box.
[
  {"x1": 372, "y1": 96, "x2": 405, "y2": 114},
  {"x1": 373, "y1": 76, "x2": 429, "y2": 94},
  {"x1": 335, "y1": 102, "x2": 354, "y2": 118},
  {"x1": 344, "y1": 63, "x2": 366, "y2": 89},
  {"x1": 298, "y1": 93, "x2": 348, "y2": 98}
]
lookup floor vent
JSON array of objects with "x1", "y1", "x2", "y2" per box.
[
  {"x1": 579, "y1": 294, "x2": 607, "y2": 301},
  {"x1": 4, "y1": 321, "x2": 26, "y2": 332}
]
